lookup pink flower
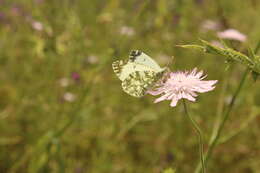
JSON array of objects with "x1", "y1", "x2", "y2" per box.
[
  {"x1": 217, "y1": 29, "x2": 247, "y2": 42},
  {"x1": 148, "y1": 68, "x2": 217, "y2": 107}
]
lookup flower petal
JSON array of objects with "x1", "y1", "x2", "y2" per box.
[
  {"x1": 170, "y1": 99, "x2": 178, "y2": 107},
  {"x1": 154, "y1": 94, "x2": 168, "y2": 103}
]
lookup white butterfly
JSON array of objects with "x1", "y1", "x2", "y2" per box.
[{"x1": 112, "y1": 50, "x2": 167, "y2": 97}]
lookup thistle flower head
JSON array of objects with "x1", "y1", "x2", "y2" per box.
[{"x1": 148, "y1": 68, "x2": 217, "y2": 107}]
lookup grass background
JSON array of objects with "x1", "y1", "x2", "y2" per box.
[{"x1": 0, "y1": 0, "x2": 259, "y2": 172}]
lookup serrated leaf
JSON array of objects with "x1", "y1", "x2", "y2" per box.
[{"x1": 200, "y1": 39, "x2": 254, "y2": 67}]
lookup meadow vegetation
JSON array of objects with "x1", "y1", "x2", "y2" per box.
[{"x1": 0, "y1": 0, "x2": 259, "y2": 172}]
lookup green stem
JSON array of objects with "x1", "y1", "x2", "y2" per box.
[
  {"x1": 210, "y1": 69, "x2": 231, "y2": 144},
  {"x1": 195, "y1": 68, "x2": 249, "y2": 173},
  {"x1": 182, "y1": 99, "x2": 206, "y2": 173}
]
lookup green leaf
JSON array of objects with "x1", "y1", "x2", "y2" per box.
[{"x1": 176, "y1": 44, "x2": 205, "y2": 51}]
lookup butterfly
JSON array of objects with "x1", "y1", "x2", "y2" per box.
[{"x1": 112, "y1": 50, "x2": 167, "y2": 97}]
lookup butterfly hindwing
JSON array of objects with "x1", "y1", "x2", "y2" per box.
[{"x1": 121, "y1": 70, "x2": 164, "y2": 97}]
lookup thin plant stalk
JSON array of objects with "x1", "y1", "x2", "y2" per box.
[
  {"x1": 195, "y1": 68, "x2": 249, "y2": 173},
  {"x1": 182, "y1": 99, "x2": 206, "y2": 173}
]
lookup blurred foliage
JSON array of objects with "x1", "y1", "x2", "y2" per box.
[
  {"x1": 0, "y1": 0, "x2": 259, "y2": 173},
  {"x1": 163, "y1": 168, "x2": 176, "y2": 173}
]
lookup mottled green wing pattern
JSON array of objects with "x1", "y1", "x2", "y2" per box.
[{"x1": 121, "y1": 70, "x2": 164, "y2": 97}]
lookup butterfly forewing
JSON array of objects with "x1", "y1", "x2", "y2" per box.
[{"x1": 129, "y1": 50, "x2": 163, "y2": 72}]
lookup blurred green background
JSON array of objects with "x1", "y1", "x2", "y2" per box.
[{"x1": 0, "y1": 0, "x2": 259, "y2": 172}]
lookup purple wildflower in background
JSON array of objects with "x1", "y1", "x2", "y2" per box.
[
  {"x1": 148, "y1": 68, "x2": 217, "y2": 107},
  {"x1": 71, "y1": 72, "x2": 80, "y2": 82}
]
